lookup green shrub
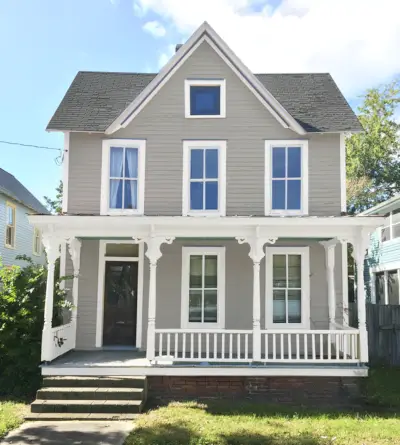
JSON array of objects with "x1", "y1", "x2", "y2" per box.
[{"x1": 0, "y1": 256, "x2": 69, "y2": 398}]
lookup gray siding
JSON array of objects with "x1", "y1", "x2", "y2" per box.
[
  {"x1": 75, "y1": 238, "x2": 344, "y2": 350},
  {"x1": 68, "y1": 41, "x2": 341, "y2": 217},
  {"x1": 0, "y1": 193, "x2": 46, "y2": 267}
]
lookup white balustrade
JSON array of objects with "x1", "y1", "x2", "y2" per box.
[{"x1": 47, "y1": 323, "x2": 75, "y2": 362}]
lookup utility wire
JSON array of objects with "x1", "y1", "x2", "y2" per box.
[{"x1": 0, "y1": 140, "x2": 62, "y2": 151}]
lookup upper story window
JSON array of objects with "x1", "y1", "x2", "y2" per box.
[
  {"x1": 185, "y1": 79, "x2": 226, "y2": 118},
  {"x1": 101, "y1": 139, "x2": 146, "y2": 215},
  {"x1": 33, "y1": 227, "x2": 41, "y2": 256},
  {"x1": 265, "y1": 140, "x2": 309, "y2": 215},
  {"x1": 381, "y1": 210, "x2": 400, "y2": 243},
  {"x1": 5, "y1": 202, "x2": 16, "y2": 249},
  {"x1": 182, "y1": 141, "x2": 226, "y2": 216}
]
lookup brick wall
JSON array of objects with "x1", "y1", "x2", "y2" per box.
[{"x1": 148, "y1": 376, "x2": 361, "y2": 406}]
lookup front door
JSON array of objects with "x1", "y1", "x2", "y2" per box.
[{"x1": 103, "y1": 261, "x2": 138, "y2": 346}]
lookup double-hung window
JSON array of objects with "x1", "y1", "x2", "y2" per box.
[
  {"x1": 181, "y1": 247, "x2": 225, "y2": 329},
  {"x1": 183, "y1": 141, "x2": 226, "y2": 216},
  {"x1": 265, "y1": 247, "x2": 310, "y2": 328},
  {"x1": 185, "y1": 79, "x2": 226, "y2": 118},
  {"x1": 5, "y1": 202, "x2": 16, "y2": 249},
  {"x1": 101, "y1": 139, "x2": 145, "y2": 215},
  {"x1": 265, "y1": 140, "x2": 308, "y2": 215},
  {"x1": 381, "y1": 210, "x2": 400, "y2": 243}
]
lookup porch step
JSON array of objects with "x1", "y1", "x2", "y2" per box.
[{"x1": 28, "y1": 376, "x2": 147, "y2": 420}]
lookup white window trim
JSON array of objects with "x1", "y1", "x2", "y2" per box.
[
  {"x1": 380, "y1": 211, "x2": 400, "y2": 244},
  {"x1": 181, "y1": 246, "x2": 226, "y2": 329},
  {"x1": 184, "y1": 79, "x2": 226, "y2": 119},
  {"x1": 100, "y1": 139, "x2": 146, "y2": 216},
  {"x1": 182, "y1": 140, "x2": 226, "y2": 217},
  {"x1": 5, "y1": 202, "x2": 16, "y2": 249},
  {"x1": 372, "y1": 268, "x2": 400, "y2": 305},
  {"x1": 264, "y1": 140, "x2": 309, "y2": 216},
  {"x1": 265, "y1": 246, "x2": 310, "y2": 329},
  {"x1": 33, "y1": 227, "x2": 41, "y2": 256}
]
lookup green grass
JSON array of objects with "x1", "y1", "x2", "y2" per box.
[
  {"x1": 0, "y1": 401, "x2": 27, "y2": 439},
  {"x1": 126, "y1": 401, "x2": 400, "y2": 445}
]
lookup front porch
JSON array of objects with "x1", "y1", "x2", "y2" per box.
[{"x1": 30, "y1": 215, "x2": 384, "y2": 377}]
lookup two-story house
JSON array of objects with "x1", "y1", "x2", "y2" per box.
[
  {"x1": 362, "y1": 195, "x2": 400, "y2": 305},
  {"x1": 28, "y1": 23, "x2": 384, "y2": 416},
  {"x1": 0, "y1": 168, "x2": 48, "y2": 267}
]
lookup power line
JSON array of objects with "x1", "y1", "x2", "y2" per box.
[{"x1": 0, "y1": 140, "x2": 62, "y2": 151}]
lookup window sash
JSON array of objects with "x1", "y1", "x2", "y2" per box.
[
  {"x1": 5, "y1": 205, "x2": 15, "y2": 248},
  {"x1": 185, "y1": 80, "x2": 226, "y2": 118},
  {"x1": 33, "y1": 228, "x2": 41, "y2": 255}
]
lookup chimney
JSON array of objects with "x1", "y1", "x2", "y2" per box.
[{"x1": 175, "y1": 44, "x2": 183, "y2": 52}]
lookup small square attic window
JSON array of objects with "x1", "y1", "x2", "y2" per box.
[{"x1": 185, "y1": 79, "x2": 226, "y2": 118}]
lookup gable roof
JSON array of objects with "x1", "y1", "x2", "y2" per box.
[
  {"x1": 0, "y1": 168, "x2": 49, "y2": 214},
  {"x1": 360, "y1": 195, "x2": 400, "y2": 216},
  {"x1": 47, "y1": 71, "x2": 362, "y2": 133}
]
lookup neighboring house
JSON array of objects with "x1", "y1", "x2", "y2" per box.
[
  {"x1": 362, "y1": 195, "x2": 400, "y2": 305},
  {"x1": 28, "y1": 23, "x2": 385, "y2": 415},
  {"x1": 0, "y1": 168, "x2": 48, "y2": 267}
]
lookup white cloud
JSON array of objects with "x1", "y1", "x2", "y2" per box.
[
  {"x1": 133, "y1": 1, "x2": 146, "y2": 17},
  {"x1": 143, "y1": 20, "x2": 167, "y2": 37},
  {"x1": 135, "y1": 0, "x2": 400, "y2": 97},
  {"x1": 158, "y1": 44, "x2": 176, "y2": 68}
]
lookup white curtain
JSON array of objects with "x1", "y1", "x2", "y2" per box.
[
  {"x1": 125, "y1": 148, "x2": 138, "y2": 178},
  {"x1": 125, "y1": 180, "x2": 138, "y2": 209},
  {"x1": 109, "y1": 147, "x2": 124, "y2": 208}
]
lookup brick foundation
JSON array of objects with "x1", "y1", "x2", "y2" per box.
[{"x1": 148, "y1": 376, "x2": 361, "y2": 406}]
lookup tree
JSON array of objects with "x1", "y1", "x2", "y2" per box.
[
  {"x1": 346, "y1": 80, "x2": 400, "y2": 214},
  {"x1": 44, "y1": 180, "x2": 63, "y2": 214}
]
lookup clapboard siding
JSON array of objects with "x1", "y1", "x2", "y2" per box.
[
  {"x1": 0, "y1": 193, "x2": 46, "y2": 267},
  {"x1": 68, "y1": 41, "x2": 341, "y2": 217}
]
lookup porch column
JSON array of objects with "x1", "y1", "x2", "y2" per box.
[
  {"x1": 41, "y1": 234, "x2": 62, "y2": 362},
  {"x1": 319, "y1": 239, "x2": 338, "y2": 327},
  {"x1": 351, "y1": 229, "x2": 370, "y2": 363},
  {"x1": 67, "y1": 237, "x2": 82, "y2": 348},
  {"x1": 133, "y1": 231, "x2": 175, "y2": 361},
  {"x1": 237, "y1": 230, "x2": 277, "y2": 361}
]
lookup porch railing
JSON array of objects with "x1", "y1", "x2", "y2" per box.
[
  {"x1": 154, "y1": 328, "x2": 360, "y2": 364},
  {"x1": 42, "y1": 323, "x2": 75, "y2": 362}
]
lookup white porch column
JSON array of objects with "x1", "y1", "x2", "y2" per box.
[
  {"x1": 133, "y1": 231, "x2": 175, "y2": 361},
  {"x1": 41, "y1": 235, "x2": 62, "y2": 362},
  {"x1": 351, "y1": 229, "x2": 370, "y2": 363},
  {"x1": 237, "y1": 229, "x2": 277, "y2": 361},
  {"x1": 320, "y1": 239, "x2": 338, "y2": 327},
  {"x1": 67, "y1": 237, "x2": 82, "y2": 348}
]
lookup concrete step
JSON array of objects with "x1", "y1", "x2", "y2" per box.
[
  {"x1": 42, "y1": 376, "x2": 146, "y2": 388},
  {"x1": 25, "y1": 412, "x2": 140, "y2": 421},
  {"x1": 37, "y1": 387, "x2": 144, "y2": 401},
  {"x1": 31, "y1": 399, "x2": 144, "y2": 414}
]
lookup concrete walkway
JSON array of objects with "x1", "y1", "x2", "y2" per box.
[{"x1": 0, "y1": 421, "x2": 133, "y2": 445}]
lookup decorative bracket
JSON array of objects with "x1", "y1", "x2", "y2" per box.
[
  {"x1": 236, "y1": 228, "x2": 277, "y2": 263},
  {"x1": 42, "y1": 234, "x2": 63, "y2": 265},
  {"x1": 67, "y1": 238, "x2": 82, "y2": 276},
  {"x1": 133, "y1": 229, "x2": 175, "y2": 265}
]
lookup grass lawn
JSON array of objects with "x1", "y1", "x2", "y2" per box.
[
  {"x1": 0, "y1": 401, "x2": 27, "y2": 439},
  {"x1": 126, "y1": 401, "x2": 400, "y2": 445}
]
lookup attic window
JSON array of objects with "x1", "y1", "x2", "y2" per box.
[{"x1": 185, "y1": 80, "x2": 226, "y2": 118}]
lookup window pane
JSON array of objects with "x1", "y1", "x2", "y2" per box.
[
  {"x1": 204, "y1": 290, "x2": 217, "y2": 322},
  {"x1": 190, "y1": 182, "x2": 203, "y2": 210},
  {"x1": 189, "y1": 290, "x2": 202, "y2": 322},
  {"x1": 393, "y1": 223, "x2": 400, "y2": 239},
  {"x1": 124, "y1": 180, "x2": 137, "y2": 209},
  {"x1": 273, "y1": 289, "x2": 286, "y2": 323},
  {"x1": 388, "y1": 270, "x2": 399, "y2": 305},
  {"x1": 287, "y1": 147, "x2": 301, "y2": 178},
  {"x1": 125, "y1": 148, "x2": 138, "y2": 178},
  {"x1": 273, "y1": 255, "x2": 286, "y2": 288},
  {"x1": 190, "y1": 86, "x2": 220, "y2": 116},
  {"x1": 381, "y1": 226, "x2": 391, "y2": 242},
  {"x1": 106, "y1": 243, "x2": 139, "y2": 257},
  {"x1": 6, "y1": 226, "x2": 12, "y2": 246},
  {"x1": 272, "y1": 180, "x2": 285, "y2": 210},
  {"x1": 287, "y1": 180, "x2": 301, "y2": 210},
  {"x1": 272, "y1": 147, "x2": 286, "y2": 178},
  {"x1": 109, "y1": 179, "x2": 123, "y2": 209},
  {"x1": 205, "y1": 149, "x2": 218, "y2": 179},
  {"x1": 190, "y1": 256, "x2": 203, "y2": 288},
  {"x1": 205, "y1": 182, "x2": 218, "y2": 210},
  {"x1": 288, "y1": 290, "x2": 301, "y2": 323},
  {"x1": 288, "y1": 254, "x2": 301, "y2": 288},
  {"x1": 375, "y1": 272, "x2": 385, "y2": 304},
  {"x1": 7, "y1": 207, "x2": 13, "y2": 225},
  {"x1": 204, "y1": 255, "x2": 217, "y2": 288},
  {"x1": 110, "y1": 147, "x2": 124, "y2": 177},
  {"x1": 190, "y1": 149, "x2": 204, "y2": 179}
]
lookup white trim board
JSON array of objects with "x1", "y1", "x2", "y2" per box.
[
  {"x1": 340, "y1": 133, "x2": 346, "y2": 213},
  {"x1": 62, "y1": 132, "x2": 70, "y2": 214},
  {"x1": 95, "y1": 240, "x2": 144, "y2": 348},
  {"x1": 105, "y1": 22, "x2": 305, "y2": 135},
  {"x1": 370, "y1": 260, "x2": 400, "y2": 273}
]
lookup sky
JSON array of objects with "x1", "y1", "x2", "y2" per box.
[{"x1": 1, "y1": 0, "x2": 400, "y2": 204}]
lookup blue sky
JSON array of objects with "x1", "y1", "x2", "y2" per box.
[{"x1": 1, "y1": 0, "x2": 399, "y2": 205}]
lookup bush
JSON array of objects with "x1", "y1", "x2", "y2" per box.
[{"x1": 0, "y1": 256, "x2": 69, "y2": 398}]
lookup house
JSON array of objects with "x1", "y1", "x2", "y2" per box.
[
  {"x1": 0, "y1": 168, "x2": 48, "y2": 267},
  {"x1": 28, "y1": 22, "x2": 385, "y2": 416},
  {"x1": 362, "y1": 195, "x2": 400, "y2": 304}
]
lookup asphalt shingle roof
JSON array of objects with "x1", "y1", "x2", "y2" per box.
[
  {"x1": 47, "y1": 71, "x2": 362, "y2": 133},
  {"x1": 0, "y1": 168, "x2": 49, "y2": 214}
]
